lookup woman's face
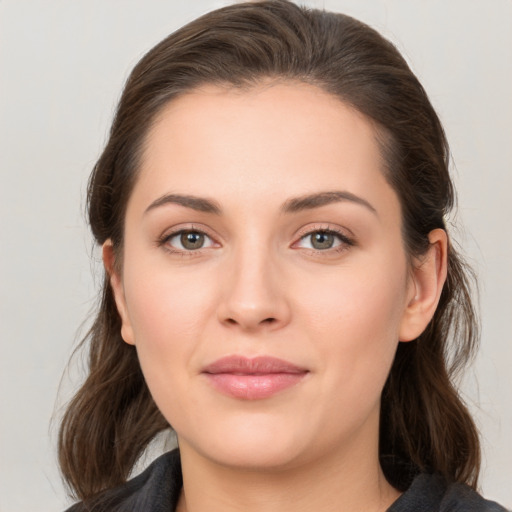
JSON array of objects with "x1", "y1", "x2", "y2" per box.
[{"x1": 109, "y1": 82, "x2": 422, "y2": 471}]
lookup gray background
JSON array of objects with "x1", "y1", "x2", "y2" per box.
[{"x1": 1, "y1": 1, "x2": 511, "y2": 510}]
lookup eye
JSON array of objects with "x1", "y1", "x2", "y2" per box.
[
  {"x1": 162, "y1": 229, "x2": 216, "y2": 252},
  {"x1": 295, "y1": 229, "x2": 354, "y2": 252}
]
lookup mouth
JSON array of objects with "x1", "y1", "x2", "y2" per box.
[{"x1": 201, "y1": 355, "x2": 309, "y2": 400}]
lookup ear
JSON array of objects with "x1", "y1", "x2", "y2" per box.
[
  {"x1": 399, "y1": 228, "x2": 448, "y2": 342},
  {"x1": 102, "y1": 240, "x2": 135, "y2": 345}
]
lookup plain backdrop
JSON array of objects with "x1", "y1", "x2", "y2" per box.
[{"x1": 1, "y1": 1, "x2": 511, "y2": 510}]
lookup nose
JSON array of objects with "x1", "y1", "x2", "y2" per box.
[{"x1": 216, "y1": 244, "x2": 291, "y2": 332}]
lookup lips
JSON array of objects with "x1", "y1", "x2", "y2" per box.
[{"x1": 202, "y1": 355, "x2": 308, "y2": 400}]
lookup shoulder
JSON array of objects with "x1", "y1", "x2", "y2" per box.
[
  {"x1": 389, "y1": 473, "x2": 508, "y2": 512},
  {"x1": 64, "y1": 449, "x2": 182, "y2": 512}
]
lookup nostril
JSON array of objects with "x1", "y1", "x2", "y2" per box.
[{"x1": 224, "y1": 317, "x2": 276, "y2": 326}]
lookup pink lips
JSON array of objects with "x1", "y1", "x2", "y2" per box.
[{"x1": 202, "y1": 356, "x2": 308, "y2": 400}]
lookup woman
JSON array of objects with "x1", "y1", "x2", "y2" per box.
[{"x1": 59, "y1": 1, "x2": 507, "y2": 510}]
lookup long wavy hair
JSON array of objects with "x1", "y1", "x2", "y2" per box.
[{"x1": 59, "y1": 0, "x2": 480, "y2": 502}]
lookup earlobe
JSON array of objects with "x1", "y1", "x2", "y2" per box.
[
  {"x1": 102, "y1": 240, "x2": 135, "y2": 345},
  {"x1": 399, "y1": 229, "x2": 448, "y2": 342}
]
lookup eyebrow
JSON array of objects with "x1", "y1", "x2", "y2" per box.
[
  {"x1": 281, "y1": 191, "x2": 377, "y2": 215},
  {"x1": 145, "y1": 193, "x2": 222, "y2": 215},
  {"x1": 144, "y1": 191, "x2": 377, "y2": 216}
]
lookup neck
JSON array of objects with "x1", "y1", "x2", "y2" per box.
[{"x1": 175, "y1": 430, "x2": 400, "y2": 512}]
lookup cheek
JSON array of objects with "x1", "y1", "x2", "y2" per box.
[
  {"x1": 296, "y1": 255, "x2": 408, "y2": 397},
  {"x1": 120, "y1": 255, "x2": 220, "y2": 402},
  {"x1": 124, "y1": 223, "x2": 219, "y2": 321},
  {"x1": 123, "y1": 263, "x2": 216, "y2": 351},
  {"x1": 300, "y1": 256, "x2": 407, "y2": 332},
  {"x1": 122, "y1": 271, "x2": 214, "y2": 431}
]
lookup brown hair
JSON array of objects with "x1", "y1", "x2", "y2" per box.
[{"x1": 59, "y1": 0, "x2": 480, "y2": 502}]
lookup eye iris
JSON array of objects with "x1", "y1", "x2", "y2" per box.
[
  {"x1": 311, "y1": 231, "x2": 334, "y2": 250},
  {"x1": 180, "y1": 231, "x2": 204, "y2": 250}
]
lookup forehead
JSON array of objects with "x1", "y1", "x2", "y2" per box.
[{"x1": 130, "y1": 81, "x2": 396, "y2": 220}]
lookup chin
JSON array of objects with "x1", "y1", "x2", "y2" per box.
[
  {"x1": 177, "y1": 412, "x2": 312, "y2": 471},
  {"x1": 201, "y1": 441, "x2": 306, "y2": 471}
]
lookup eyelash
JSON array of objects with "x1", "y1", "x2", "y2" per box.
[
  {"x1": 294, "y1": 225, "x2": 355, "y2": 255},
  {"x1": 157, "y1": 224, "x2": 355, "y2": 257}
]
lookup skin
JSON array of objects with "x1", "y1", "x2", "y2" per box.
[{"x1": 104, "y1": 82, "x2": 447, "y2": 512}]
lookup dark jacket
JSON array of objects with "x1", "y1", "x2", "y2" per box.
[{"x1": 65, "y1": 449, "x2": 508, "y2": 512}]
